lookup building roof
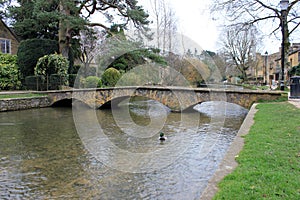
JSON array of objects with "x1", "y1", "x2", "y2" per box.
[
  {"x1": 0, "y1": 18, "x2": 20, "y2": 42},
  {"x1": 290, "y1": 48, "x2": 300, "y2": 55}
]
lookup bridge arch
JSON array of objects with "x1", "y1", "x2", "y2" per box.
[
  {"x1": 98, "y1": 95, "x2": 175, "y2": 111},
  {"x1": 98, "y1": 96, "x2": 131, "y2": 109},
  {"x1": 181, "y1": 103, "x2": 201, "y2": 112},
  {"x1": 50, "y1": 98, "x2": 92, "y2": 108},
  {"x1": 51, "y1": 98, "x2": 72, "y2": 107}
]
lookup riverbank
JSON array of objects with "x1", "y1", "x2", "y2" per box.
[
  {"x1": 0, "y1": 92, "x2": 49, "y2": 111},
  {"x1": 201, "y1": 101, "x2": 300, "y2": 199},
  {"x1": 0, "y1": 96, "x2": 50, "y2": 111}
]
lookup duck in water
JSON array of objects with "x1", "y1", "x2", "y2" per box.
[{"x1": 159, "y1": 132, "x2": 167, "y2": 141}]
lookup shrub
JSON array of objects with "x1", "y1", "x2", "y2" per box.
[
  {"x1": 102, "y1": 68, "x2": 121, "y2": 87},
  {"x1": 85, "y1": 76, "x2": 102, "y2": 88},
  {"x1": 0, "y1": 53, "x2": 21, "y2": 90},
  {"x1": 17, "y1": 39, "x2": 58, "y2": 77},
  {"x1": 35, "y1": 53, "x2": 69, "y2": 85},
  {"x1": 289, "y1": 64, "x2": 300, "y2": 76},
  {"x1": 118, "y1": 72, "x2": 142, "y2": 86},
  {"x1": 0, "y1": 53, "x2": 17, "y2": 65}
]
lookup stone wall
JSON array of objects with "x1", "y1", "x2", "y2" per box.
[
  {"x1": 0, "y1": 20, "x2": 19, "y2": 55},
  {"x1": 0, "y1": 97, "x2": 50, "y2": 112}
]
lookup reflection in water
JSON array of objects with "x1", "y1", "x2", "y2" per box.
[{"x1": 0, "y1": 100, "x2": 247, "y2": 199}]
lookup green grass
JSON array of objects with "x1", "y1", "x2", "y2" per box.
[
  {"x1": 257, "y1": 93, "x2": 289, "y2": 103},
  {"x1": 242, "y1": 84, "x2": 271, "y2": 90},
  {"x1": 0, "y1": 93, "x2": 46, "y2": 99},
  {"x1": 213, "y1": 102, "x2": 300, "y2": 200}
]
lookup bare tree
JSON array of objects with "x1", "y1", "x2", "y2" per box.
[
  {"x1": 211, "y1": 0, "x2": 300, "y2": 82},
  {"x1": 79, "y1": 28, "x2": 106, "y2": 69},
  {"x1": 221, "y1": 25, "x2": 259, "y2": 81},
  {"x1": 165, "y1": 5, "x2": 177, "y2": 53},
  {"x1": 150, "y1": 0, "x2": 177, "y2": 53},
  {"x1": 150, "y1": 0, "x2": 162, "y2": 49},
  {"x1": 211, "y1": 0, "x2": 300, "y2": 35}
]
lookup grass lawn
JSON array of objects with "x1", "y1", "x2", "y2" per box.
[
  {"x1": 213, "y1": 102, "x2": 300, "y2": 200},
  {"x1": 0, "y1": 93, "x2": 46, "y2": 99}
]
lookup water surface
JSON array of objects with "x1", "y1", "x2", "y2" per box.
[{"x1": 0, "y1": 100, "x2": 247, "y2": 199}]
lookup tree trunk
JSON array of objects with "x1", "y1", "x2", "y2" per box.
[
  {"x1": 59, "y1": 1, "x2": 71, "y2": 58},
  {"x1": 242, "y1": 69, "x2": 248, "y2": 82}
]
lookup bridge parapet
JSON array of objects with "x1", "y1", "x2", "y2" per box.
[{"x1": 44, "y1": 86, "x2": 285, "y2": 111}]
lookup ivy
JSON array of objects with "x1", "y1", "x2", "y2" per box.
[{"x1": 35, "y1": 53, "x2": 69, "y2": 85}]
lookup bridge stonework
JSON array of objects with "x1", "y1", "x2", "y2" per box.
[{"x1": 46, "y1": 86, "x2": 284, "y2": 112}]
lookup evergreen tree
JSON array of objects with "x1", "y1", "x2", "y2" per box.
[
  {"x1": 8, "y1": 0, "x2": 150, "y2": 59},
  {"x1": 9, "y1": 0, "x2": 60, "y2": 40},
  {"x1": 0, "y1": 0, "x2": 10, "y2": 19}
]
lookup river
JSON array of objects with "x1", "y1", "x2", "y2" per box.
[{"x1": 0, "y1": 99, "x2": 247, "y2": 199}]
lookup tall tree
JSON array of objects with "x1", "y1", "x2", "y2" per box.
[
  {"x1": 84, "y1": 0, "x2": 150, "y2": 36},
  {"x1": 211, "y1": 0, "x2": 300, "y2": 81},
  {"x1": 150, "y1": 0, "x2": 177, "y2": 53},
  {"x1": 211, "y1": 0, "x2": 300, "y2": 37},
  {"x1": 0, "y1": 0, "x2": 12, "y2": 19},
  {"x1": 57, "y1": 0, "x2": 83, "y2": 58},
  {"x1": 221, "y1": 25, "x2": 259, "y2": 81},
  {"x1": 9, "y1": 0, "x2": 61, "y2": 40},
  {"x1": 8, "y1": 0, "x2": 150, "y2": 59}
]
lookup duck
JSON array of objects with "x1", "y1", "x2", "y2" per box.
[{"x1": 159, "y1": 132, "x2": 167, "y2": 141}]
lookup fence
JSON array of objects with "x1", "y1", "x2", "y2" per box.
[{"x1": 24, "y1": 74, "x2": 77, "y2": 91}]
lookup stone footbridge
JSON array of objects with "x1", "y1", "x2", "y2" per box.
[{"x1": 45, "y1": 86, "x2": 284, "y2": 112}]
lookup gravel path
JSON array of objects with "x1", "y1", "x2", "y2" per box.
[{"x1": 289, "y1": 98, "x2": 300, "y2": 108}]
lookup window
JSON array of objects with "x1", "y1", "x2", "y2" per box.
[{"x1": 0, "y1": 39, "x2": 11, "y2": 54}]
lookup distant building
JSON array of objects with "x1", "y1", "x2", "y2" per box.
[
  {"x1": 247, "y1": 43, "x2": 300, "y2": 85},
  {"x1": 288, "y1": 43, "x2": 300, "y2": 68},
  {"x1": 269, "y1": 43, "x2": 300, "y2": 84},
  {"x1": 246, "y1": 53, "x2": 265, "y2": 84},
  {"x1": 0, "y1": 19, "x2": 20, "y2": 55},
  {"x1": 265, "y1": 51, "x2": 281, "y2": 85}
]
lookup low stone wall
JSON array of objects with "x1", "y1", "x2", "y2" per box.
[{"x1": 0, "y1": 97, "x2": 50, "y2": 112}]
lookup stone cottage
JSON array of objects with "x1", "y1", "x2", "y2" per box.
[{"x1": 0, "y1": 19, "x2": 19, "y2": 55}]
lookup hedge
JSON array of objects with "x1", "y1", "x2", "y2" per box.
[{"x1": 17, "y1": 39, "x2": 58, "y2": 77}]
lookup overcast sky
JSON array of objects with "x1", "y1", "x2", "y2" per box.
[
  {"x1": 140, "y1": 0, "x2": 220, "y2": 52},
  {"x1": 162, "y1": 0, "x2": 219, "y2": 51}
]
